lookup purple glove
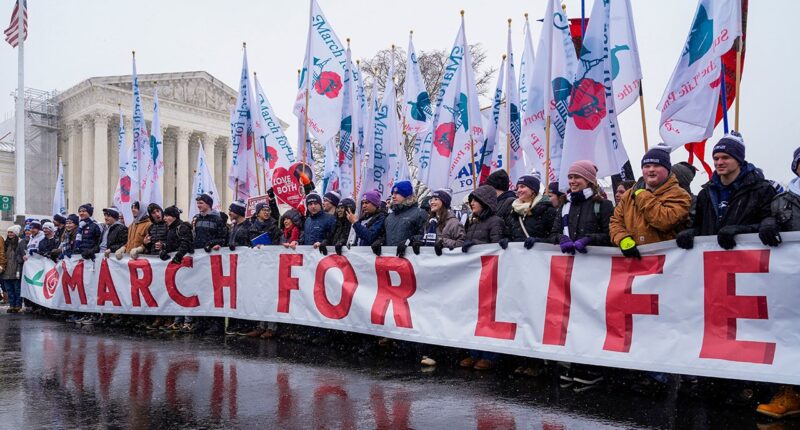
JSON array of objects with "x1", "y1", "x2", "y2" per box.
[
  {"x1": 559, "y1": 235, "x2": 576, "y2": 255},
  {"x1": 574, "y1": 237, "x2": 591, "y2": 254}
]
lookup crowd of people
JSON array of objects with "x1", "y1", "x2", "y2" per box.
[{"x1": 1, "y1": 132, "x2": 799, "y2": 418}]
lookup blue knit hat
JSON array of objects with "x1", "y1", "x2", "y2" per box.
[
  {"x1": 78, "y1": 203, "x2": 94, "y2": 216},
  {"x1": 305, "y1": 192, "x2": 323, "y2": 206},
  {"x1": 391, "y1": 180, "x2": 414, "y2": 198},
  {"x1": 430, "y1": 189, "x2": 453, "y2": 208},
  {"x1": 641, "y1": 143, "x2": 672, "y2": 172},
  {"x1": 713, "y1": 131, "x2": 746, "y2": 166},
  {"x1": 792, "y1": 146, "x2": 800, "y2": 176}
]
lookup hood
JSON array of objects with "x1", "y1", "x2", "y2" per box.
[{"x1": 469, "y1": 185, "x2": 499, "y2": 214}]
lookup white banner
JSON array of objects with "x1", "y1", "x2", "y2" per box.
[{"x1": 21, "y1": 233, "x2": 800, "y2": 385}]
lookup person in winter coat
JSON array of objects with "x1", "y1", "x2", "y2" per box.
[
  {"x1": 2, "y1": 225, "x2": 22, "y2": 312},
  {"x1": 422, "y1": 189, "x2": 465, "y2": 256},
  {"x1": 249, "y1": 202, "x2": 280, "y2": 246},
  {"x1": 0, "y1": 227, "x2": 6, "y2": 305},
  {"x1": 323, "y1": 191, "x2": 341, "y2": 216},
  {"x1": 548, "y1": 161, "x2": 614, "y2": 253},
  {"x1": 349, "y1": 189, "x2": 386, "y2": 249},
  {"x1": 157, "y1": 206, "x2": 197, "y2": 332},
  {"x1": 614, "y1": 180, "x2": 636, "y2": 206},
  {"x1": 227, "y1": 201, "x2": 252, "y2": 250},
  {"x1": 99, "y1": 207, "x2": 128, "y2": 257},
  {"x1": 677, "y1": 132, "x2": 777, "y2": 250},
  {"x1": 610, "y1": 146, "x2": 692, "y2": 258},
  {"x1": 37, "y1": 222, "x2": 61, "y2": 261},
  {"x1": 74, "y1": 203, "x2": 102, "y2": 260},
  {"x1": 383, "y1": 181, "x2": 428, "y2": 257},
  {"x1": 24, "y1": 221, "x2": 45, "y2": 261},
  {"x1": 505, "y1": 175, "x2": 557, "y2": 249},
  {"x1": 58, "y1": 214, "x2": 79, "y2": 259},
  {"x1": 117, "y1": 201, "x2": 151, "y2": 259},
  {"x1": 462, "y1": 185, "x2": 506, "y2": 252},
  {"x1": 52, "y1": 214, "x2": 67, "y2": 244},
  {"x1": 192, "y1": 193, "x2": 228, "y2": 252},
  {"x1": 322, "y1": 198, "x2": 356, "y2": 255},
  {"x1": 759, "y1": 147, "x2": 800, "y2": 249},
  {"x1": 485, "y1": 170, "x2": 516, "y2": 220},
  {"x1": 303, "y1": 193, "x2": 336, "y2": 248},
  {"x1": 136, "y1": 204, "x2": 169, "y2": 258},
  {"x1": 547, "y1": 182, "x2": 565, "y2": 210},
  {"x1": 280, "y1": 209, "x2": 303, "y2": 249}
]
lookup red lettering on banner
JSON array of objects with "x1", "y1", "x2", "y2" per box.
[
  {"x1": 61, "y1": 260, "x2": 87, "y2": 305},
  {"x1": 128, "y1": 259, "x2": 158, "y2": 307},
  {"x1": 603, "y1": 256, "x2": 664, "y2": 353},
  {"x1": 475, "y1": 256, "x2": 516, "y2": 339},
  {"x1": 210, "y1": 254, "x2": 238, "y2": 309},
  {"x1": 165, "y1": 256, "x2": 199, "y2": 308},
  {"x1": 96, "y1": 259, "x2": 122, "y2": 307},
  {"x1": 278, "y1": 254, "x2": 303, "y2": 313},
  {"x1": 700, "y1": 250, "x2": 775, "y2": 364},
  {"x1": 543, "y1": 256, "x2": 574, "y2": 346},
  {"x1": 314, "y1": 255, "x2": 358, "y2": 319},
  {"x1": 372, "y1": 257, "x2": 416, "y2": 328}
]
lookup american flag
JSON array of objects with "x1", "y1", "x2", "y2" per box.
[{"x1": 4, "y1": 0, "x2": 27, "y2": 48}]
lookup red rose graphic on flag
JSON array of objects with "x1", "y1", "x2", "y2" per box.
[
  {"x1": 119, "y1": 176, "x2": 131, "y2": 203},
  {"x1": 43, "y1": 267, "x2": 59, "y2": 300},
  {"x1": 567, "y1": 78, "x2": 607, "y2": 131},
  {"x1": 314, "y1": 72, "x2": 343, "y2": 99},
  {"x1": 266, "y1": 146, "x2": 279, "y2": 170},
  {"x1": 434, "y1": 122, "x2": 456, "y2": 157}
]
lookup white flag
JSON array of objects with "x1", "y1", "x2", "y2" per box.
[
  {"x1": 368, "y1": 57, "x2": 408, "y2": 199},
  {"x1": 292, "y1": 0, "x2": 348, "y2": 144},
  {"x1": 477, "y1": 57, "x2": 505, "y2": 183},
  {"x1": 559, "y1": 0, "x2": 631, "y2": 190},
  {"x1": 610, "y1": 0, "x2": 644, "y2": 113},
  {"x1": 360, "y1": 82, "x2": 380, "y2": 196},
  {"x1": 227, "y1": 46, "x2": 259, "y2": 200},
  {"x1": 252, "y1": 74, "x2": 296, "y2": 190},
  {"x1": 519, "y1": 17, "x2": 536, "y2": 116},
  {"x1": 403, "y1": 32, "x2": 434, "y2": 181},
  {"x1": 52, "y1": 158, "x2": 65, "y2": 216},
  {"x1": 336, "y1": 45, "x2": 359, "y2": 200},
  {"x1": 130, "y1": 54, "x2": 148, "y2": 206},
  {"x1": 141, "y1": 88, "x2": 164, "y2": 207},
  {"x1": 521, "y1": 0, "x2": 578, "y2": 183},
  {"x1": 189, "y1": 141, "x2": 221, "y2": 219},
  {"x1": 112, "y1": 111, "x2": 134, "y2": 225},
  {"x1": 504, "y1": 23, "x2": 525, "y2": 183},
  {"x1": 658, "y1": 0, "x2": 741, "y2": 147}
]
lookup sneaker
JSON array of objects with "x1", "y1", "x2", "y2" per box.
[
  {"x1": 459, "y1": 357, "x2": 476, "y2": 369},
  {"x1": 66, "y1": 314, "x2": 80, "y2": 323},
  {"x1": 180, "y1": 323, "x2": 195, "y2": 333},
  {"x1": 161, "y1": 323, "x2": 180, "y2": 332},
  {"x1": 757, "y1": 386, "x2": 800, "y2": 419},
  {"x1": 420, "y1": 356, "x2": 437, "y2": 366},
  {"x1": 473, "y1": 359, "x2": 493, "y2": 370},
  {"x1": 245, "y1": 327, "x2": 266, "y2": 338},
  {"x1": 82, "y1": 316, "x2": 97, "y2": 326},
  {"x1": 573, "y1": 369, "x2": 604, "y2": 386}
]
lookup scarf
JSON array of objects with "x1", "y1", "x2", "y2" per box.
[
  {"x1": 511, "y1": 194, "x2": 543, "y2": 216},
  {"x1": 561, "y1": 188, "x2": 594, "y2": 237}
]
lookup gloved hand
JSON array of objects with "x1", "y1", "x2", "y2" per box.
[
  {"x1": 130, "y1": 246, "x2": 143, "y2": 259},
  {"x1": 396, "y1": 243, "x2": 407, "y2": 258},
  {"x1": 115, "y1": 246, "x2": 126, "y2": 260},
  {"x1": 63, "y1": 250, "x2": 73, "y2": 259},
  {"x1": 631, "y1": 179, "x2": 648, "y2": 200},
  {"x1": 619, "y1": 236, "x2": 642, "y2": 259},
  {"x1": 676, "y1": 228, "x2": 696, "y2": 250},
  {"x1": 229, "y1": 244, "x2": 236, "y2": 251},
  {"x1": 28, "y1": 249, "x2": 36, "y2": 256},
  {"x1": 170, "y1": 254, "x2": 183, "y2": 265},
  {"x1": 319, "y1": 244, "x2": 328, "y2": 255},
  {"x1": 159, "y1": 250, "x2": 171, "y2": 261},
  {"x1": 758, "y1": 218, "x2": 782, "y2": 247},
  {"x1": 371, "y1": 243, "x2": 382, "y2": 256},
  {"x1": 461, "y1": 240, "x2": 475, "y2": 253},
  {"x1": 574, "y1": 237, "x2": 591, "y2": 254},
  {"x1": 334, "y1": 244, "x2": 344, "y2": 256},
  {"x1": 498, "y1": 238, "x2": 509, "y2": 250},
  {"x1": 434, "y1": 240, "x2": 445, "y2": 256},
  {"x1": 411, "y1": 241, "x2": 421, "y2": 255},
  {"x1": 717, "y1": 225, "x2": 749, "y2": 250},
  {"x1": 524, "y1": 237, "x2": 536, "y2": 250},
  {"x1": 204, "y1": 244, "x2": 213, "y2": 253},
  {"x1": 559, "y1": 235, "x2": 576, "y2": 255},
  {"x1": 81, "y1": 250, "x2": 95, "y2": 260}
]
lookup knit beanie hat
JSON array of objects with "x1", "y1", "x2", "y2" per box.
[
  {"x1": 712, "y1": 131, "x2": 746, "y2": 166},
  {"x1": 78, "y1": 203, "x2": 94, "y2": 216},
  {"x1": 7, "y1": 224, "x2": 21, "y2": 236},
  {"x1": 102, "y1": 207, "x2": 120, "y2": 220},
  {"x1": 672, "y1": 161, "x2": 697, "y2": 191},
  {"x1": 516, "y1": 175, "x2": 541, "y2": 194},
  {"x1": 42, "y1": 222, "x2": 56, "y2": 233},
  {"x1": 324, "y1": 191, "x2": 341, "y2": 207},
  {"x1": 391, "y1": 180, "x2": 414, "y2": 198},
  {"x1": 305, "y1": 192, "x2": 323, "y2": 206},
  {"x1": 568, "y1": 160, "x2": 599, "y2": 186},
  {"x1": 485, "y1": 169, "x2": 511, "y2": 192},
  {"x1": 195, "y1": 193, "x2": 214, "y2": 207},
  {"x1": 53, "y1": 214, "x2": 67, "y2": 225},
  {"x1": 29, "y1": 221, "x2": 42, "y2": 230},
  {"x1": 792, "y1": 146, "x2": 800, "y2": 176},
  {"x1": 548, "y1": 182, "x2": 564, "y2": 197},
  {"x1": 229, "y1": 201, "x2": 246, "y2": 217},
  {"x1": 361, "y1": 189, "x2": 381, "y2": 207},
  {"x1": 641, "y1": 143, "x2": 672, "y2": 172},
  {"x1": 254, "y1": 202, "x2": 270, "y2": 215},
  {"x1": 66, "y1": 214, "x2": 79, "y2": 225},
  {"x1": 164, "y1": 205, "x2": 182, "y2": 219},
  {"x1": 339, "y1": 198, "x2": 357, "y2": 212},
  {"x1": 430, "y1": 189, "x2": 453, "y2": 209}
]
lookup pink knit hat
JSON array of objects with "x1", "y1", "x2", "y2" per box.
[{"x1": 568, "y1": 160, "x2": 598, "y2": 185}]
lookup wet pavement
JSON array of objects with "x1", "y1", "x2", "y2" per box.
[{"x1": 0, "y1": 312, "x2": 798, "y2": 430}]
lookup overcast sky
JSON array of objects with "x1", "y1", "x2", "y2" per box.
[{"x1": 1, "y1": 0, "x2": 797, "y2": 184}]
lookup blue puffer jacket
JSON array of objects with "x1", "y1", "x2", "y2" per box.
[
  {"x1": 76, "y1": 218, "x2": 102, "y2": 254},
  {"x1": 384, "y1": 200, "x2": 427, "y2": 246},
  {"x1": 352, "y1": 211, "x2": 386, "y2": 246},
  {"x1": 302, "y1": 210, "x2": 335, "y2": 245}
]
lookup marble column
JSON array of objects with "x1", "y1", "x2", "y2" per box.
[
  {"x1": 204, "y1": 135, "x2": 216, "y2": 182},
  {"x1": 93, "y1": 112, "x2": 110, "y2": 211},
  {"x1": 176, "y1": 128, "x2": 192, "y2": 210},
  {"x1": 80, "y1": 116, "x2": 94, "y2": 206},
  {"x1": 65, "y1": 121, "x2": 81, "y2": 211}
]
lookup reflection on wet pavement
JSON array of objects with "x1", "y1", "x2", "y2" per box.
[{"x1": 0, "y1": 314, "x2": 797, "y2": 429}]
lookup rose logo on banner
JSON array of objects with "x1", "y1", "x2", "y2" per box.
[
  {"x1": 433, "y1": 123, "x2": 455, "y2": 157},
  {"x1": 568, "y1": 78, "x2": 607, "y2": 131},
  {"x1": 312, "y1": 57, "x2": 343, "y2": 99}
]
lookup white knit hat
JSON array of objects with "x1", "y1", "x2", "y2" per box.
[{"x1": 7, "y1": 225, "x2": 21, "y2": 236}]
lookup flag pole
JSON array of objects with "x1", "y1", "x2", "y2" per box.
[
  {"x1": 302, "y1": 0, "x2": 312, "y2": 169},
  {"x1": 734, "y1": 36, "x2": 743, "y2": 131},
  {"x1": 720, "y1": 63, "x2": 730, "y2": 134},
  {"x1": 353, "y1": 59, "x2": 361, "y2": 199},
  {"x1": 253, "y1": 70, "x2": 266, "y2": 195},
  {"x1": 462, "y1": 10, "x2": 477, "y2": 191},
  {"x1": 506, "y1": 20, "x2": 513, "y2": 175},
  {"x1": 14, "y1": 0, "x2": 25, "y2": 216},
  {"x1": 638, "y1": 85, "x2": 649, "y2": 151}
]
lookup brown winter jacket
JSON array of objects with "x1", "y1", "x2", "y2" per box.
[
  {"x1": 125, "y1": 216, "x2": 152, "y2": 251},
  {"x1": 610, "y1": 174, "x2": 692, "y2": 246},
  {"x1": 0, "y1": 236, "x2": 6, "y2": 274}
]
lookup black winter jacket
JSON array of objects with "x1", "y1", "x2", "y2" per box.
[
  {"x1": 495, "y1": 189, "x2": 517, "y2": 221},
  {"x1": 145, "y1": 220, "x2": 169, "y2": 255},
  {"x1": 324, "y1": 217, "x2": 352, "y2": 246},
  {"x1": 384, "y1": 201, "x2": 427, "y2": 246},
  {"x1": 164, "y1": 220, "x2": 194, "y2": 260},
  {"x1": 548, "y1": 197, "x2": 614, "y2": 246},
  {"x1": 464, "y1": 185, "x2": 506, "y2": 244},
  {"x1": 193, "y1": 212, "x2": 228, "y2": 249},
  {"x1": 772, "y1": 189, "x2": 800, "y2": 232},
  {"x1": 505, "y1": 198, "x2": 557, "y2": 241},
  {"x1": 104, "y1": 223, "x2": 128, "y2": 252},
  {"x1": 229, "y1": 219, "x2": 253, "y2": 248},
  {"x1": 249, "y1": 218, "x2": 280, "y2": 245}
]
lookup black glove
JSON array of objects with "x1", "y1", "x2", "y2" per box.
[
  {"x1": 411, "y1": 241, "x2": 421, "y2": 255},
  {"x1": 717, "y1": 225, "x2": 748, "y2": 250},
  {"x1": 461, "y1": 240, "x2": 475, "y2": 253},
  {"x1": 267, "y1": 187, "x2": 275, "y2": 199},
  {"x1": 524, "y1": 237, "x2": 537, "y2": 250},
  {"x1": 170, "y1": 255, "x2": 183, "y2": 265},
  {"x1": 159, "y1": 250, "x2": 170, "y2": 261},
  {"x1": 758, "y1": 218, "x2": 782, "y2": 247},
  {"x1": 434, "y1": 240, "x2": 445, "y2": 256},
  {"x1": 81, "y1": 250, "x2": 95, "y2": 260},
  {"x1": 396, "y1": 243, "x2": 407, "y2": 258},
  {"x1": 204, "y1": 244, "x2": 213, "y2": 253},
  {"x1": 319, "y1": 244, "x2": 328, "y2": 255},
  {"x1": 229, "y1": 244, "x2": 236, "y2": 251},
  {"x1": 676, "y1": 228, "x2": 696, "y2": 250},
  {"x1": 371, "y1": 243, "x2": 382, "y2": 256},
  {"x1": 335, "y1": 244, "x2": 343, "y2": 256},
  {"x1": 28, "y1": 249, "x2": 36, "y2": 256},
  {"x1": 498, "y1": 238, "x2": 509, "y2": 249}
]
